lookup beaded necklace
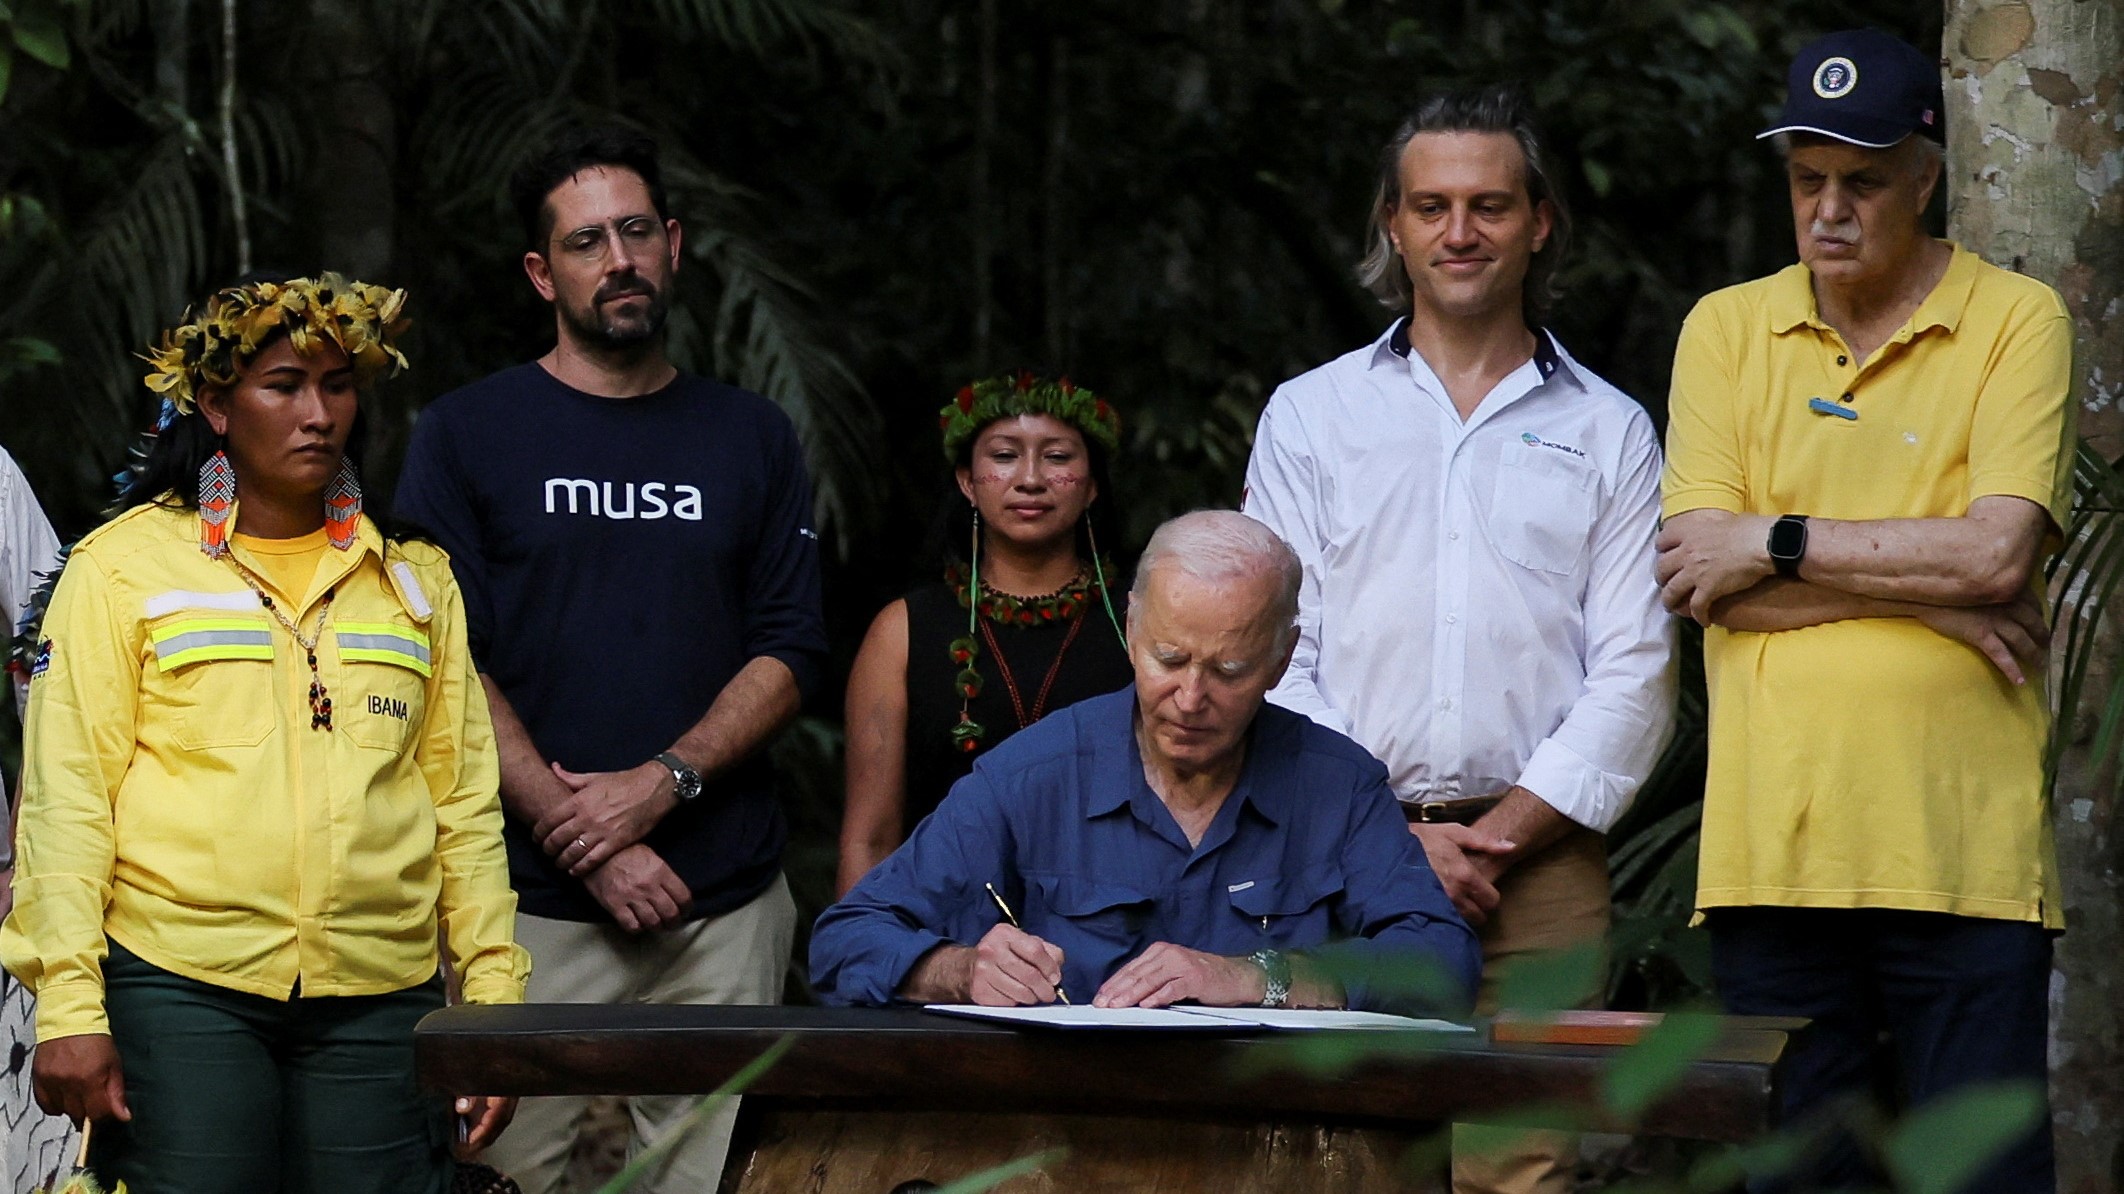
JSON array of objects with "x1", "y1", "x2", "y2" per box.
[
  {"x1": 946, "y1": 562, "x2": 1112, "y2": 754},
  {"x1": 227, "y1": 560, "x2": 336, "y2": 731}
]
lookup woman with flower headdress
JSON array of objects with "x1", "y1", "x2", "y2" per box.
[
  {"x1": 836, "y1": 373, "x2": 1133, "y2": 896},
  {"x1": 0, "y1": 275, "x2": 527, "y2": 1193}
]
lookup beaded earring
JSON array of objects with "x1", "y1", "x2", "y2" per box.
[
  {"x1": 1085, "y1": 508, "x2": 1126, "y2": 647},
  {"x1": 324, "y1": 457, "x2": 363, "y2": 550},
  {"x1": 949, "y1": 507, "x2": 986, "y2": 753},
  {"x1": 197, "y1": 448, "x2": 236, "y2": 559}
]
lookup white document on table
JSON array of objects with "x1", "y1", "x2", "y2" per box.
[{"x1": 925, "y1": 1004, "x2": 1473, "y2": 1033}]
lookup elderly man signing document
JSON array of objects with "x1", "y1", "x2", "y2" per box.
[{"x1": 812, "y1": 510, "x2": 1480, "y2": 1014}]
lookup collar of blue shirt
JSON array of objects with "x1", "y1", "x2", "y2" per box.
[{"x1": 1080, "y1": 690, "x2": 1298, "y2": 855}]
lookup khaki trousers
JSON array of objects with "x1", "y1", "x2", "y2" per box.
[
  {"x1": 480, "y1": 874, "x2": 797, "y2": 1194},
  {"x1": 1451, "y1": 827, "x2": 1611, "y2": 1194}
]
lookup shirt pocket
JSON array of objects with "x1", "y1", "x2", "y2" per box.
[
  {"x1": 1028, "y1": 875, "x2": 1154, "y2": 949},
  {"x1": 144, "y1": 609, "x2": 277, "y2": 749},
  {"x1": 1226, "y1": 865, "x2": 1345, "y2": 940},
  {"x1": 1485, "y1": 441, "x2": 1599, "y2": 576},
  {"x1": 334, "y1": 621, "x2": 433, "y2": 754}
]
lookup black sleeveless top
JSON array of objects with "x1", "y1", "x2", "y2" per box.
[{"x1": 901, "y1": 576, "x2": 1133, "y2": 829}]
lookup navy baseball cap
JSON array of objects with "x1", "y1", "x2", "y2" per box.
[{"x1": 1759, "y1": 29, "x2": 1945, "y2": 148}]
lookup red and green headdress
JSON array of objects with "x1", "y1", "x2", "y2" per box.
[{"x1": 938, "y1": 371, "x2": 1120, "y2": 461}]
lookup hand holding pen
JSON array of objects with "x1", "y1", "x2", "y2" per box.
[{"x1": 976, "y1": 882, "x2": 1071, "y2": 1006}]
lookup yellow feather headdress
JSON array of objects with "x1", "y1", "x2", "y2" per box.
[{"x1": 142, "y1": 273, "x2": 410, "y2": 413}]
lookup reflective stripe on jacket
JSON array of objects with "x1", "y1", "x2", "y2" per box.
[{"x1": 0, "y1": 502, "x2": 528, "y2": 1040}]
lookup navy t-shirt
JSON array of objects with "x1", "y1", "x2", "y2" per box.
[{"x1": 394, "y1": 363, "x2": 826, "y2": 922}]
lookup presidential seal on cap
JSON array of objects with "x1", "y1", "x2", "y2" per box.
[{"x1": 1759, "y1": 29, "x2": 1944, "y2": 148}]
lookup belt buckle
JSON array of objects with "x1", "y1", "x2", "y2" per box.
[{"x1": 1414, "y1": 800, "x2": 1454, "y2": 824}]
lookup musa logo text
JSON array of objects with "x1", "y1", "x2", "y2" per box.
[{"x1": 544, "y1": 478, "x2": 706, "y2": 521}]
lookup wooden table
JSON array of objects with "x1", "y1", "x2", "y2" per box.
[{"x1": 417, "y1": 1005, "x2": 1794, "y2": 1192}]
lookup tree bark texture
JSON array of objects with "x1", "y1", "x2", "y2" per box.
[
  {"x1": 302, "y1": 0, "x2": 394, "y2": 280},
  {"x1": 1943, "y1": 4, "x2": 2124, "y2": 1192}
]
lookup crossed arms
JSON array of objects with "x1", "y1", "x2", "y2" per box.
[{"x1": 1654, "y1": 497, "x2": 2052, "y2": 683}]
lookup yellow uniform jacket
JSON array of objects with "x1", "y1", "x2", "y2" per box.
[{"x1": 1, "y1": 502, "x2": 528, "y2": 1040}]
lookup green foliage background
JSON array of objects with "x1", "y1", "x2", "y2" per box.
[{"x1": 0, "y1": 0, "x2": 1941, "y2": 1007}]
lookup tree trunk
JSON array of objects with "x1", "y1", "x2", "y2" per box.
[
  {"x1": 971, "y1": 0, "x2": 997, "y2": 365},
  {"x1": 1943, "y1": 4, "x2": 2124, "y2": 1193},
  {"x1": 150, "y1": 0, "x2": 189, "y2": 111},
  {"x1": 303, "y1": 0, "x2": 394, "y2": 280},
  {"x1": 1042, "y1": 32, "x2": 1069, "y2": 366}
]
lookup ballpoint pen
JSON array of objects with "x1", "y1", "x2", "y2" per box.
[{"x1": 985, "y1": 881, "x2": 1072, "y2": 1005}]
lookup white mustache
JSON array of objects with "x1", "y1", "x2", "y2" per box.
[{"x1": 1810, "y1": 219, "x2": 1860, "y2": 243}]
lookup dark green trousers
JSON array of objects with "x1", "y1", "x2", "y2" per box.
[{"x1": 93, "y1": 941, "x2": 451, "y2": 1194}]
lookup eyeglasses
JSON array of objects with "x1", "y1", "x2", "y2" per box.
[{"x1": 553, "y1": 216, "x2": 666, "y2": 261}]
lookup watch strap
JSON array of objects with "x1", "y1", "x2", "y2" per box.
[{"x1": 655, "y1": 751, "x2": 702, "y2": 802}]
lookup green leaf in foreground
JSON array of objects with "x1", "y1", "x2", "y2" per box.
[
  {"x1": 592, "y1": 1035, "x2": 796, "y2": 1194},
  {"x1": 1235, "y1": 1024, "x2": 1458, "y2": 1079},
  {"x1": 1492, "y1": 942, "x2": 1605, "y2": 1014},
  {"x1": 1881, "y1": 1080, "x2": 2046, "y2": 1194},
  {"x1": 927, "y1": 1148, "x2": 1067, "y2": 1194},
  {"x1": 1600, "y1": 1011, "x2": 1723, "y2": 1120},
  {"x1": 8, "y1": 11, "x2": 64, "y2": 69}
]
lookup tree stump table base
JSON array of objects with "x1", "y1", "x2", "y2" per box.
[{"x1": 723, "y1": 1109, "x2": 1442, "y2": 1193}]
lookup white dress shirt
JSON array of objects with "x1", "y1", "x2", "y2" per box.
[
  {"x1": 1242, "y1": 321, "x2": 1675, "y2": 832},
  {"x1": 3, "y1": 447, "x2": 61, "y2": 720}
]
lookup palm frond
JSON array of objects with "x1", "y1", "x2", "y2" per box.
[
  {"x1": 661, "y1": 159, "x2": 881, "y2": 547},
  {"x1": 402, "y1": 71, "x2": 581, "y2": 219},
  {"x1": 640, "y1": 0, "x2": 898, "y2": 67},
  {"x1": 2047, "y1": 438, "x2": 2124, "y2": 777}
]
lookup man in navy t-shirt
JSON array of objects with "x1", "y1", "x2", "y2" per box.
[{"x1": 395, "y1": 127, "x2": 825, "y2": 1194}]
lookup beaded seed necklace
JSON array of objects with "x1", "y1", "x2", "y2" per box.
[
  {"x1": 946, "y1": 561, "x2": 1110, "y2": 753},
  {"x1": 227, "y1": 558, "x2": 336, "y2": 731}
]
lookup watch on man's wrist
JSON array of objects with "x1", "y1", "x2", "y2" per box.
[
  {"x1": 656, "y1": 751, "x2": 703, "y2": 803},
  {"x1": 1249, "y1": 948, "x2": 1292, "y2": 1009},
  {"x1": 1768, "y1": 514, "x2": 1810, "y2": 579}
]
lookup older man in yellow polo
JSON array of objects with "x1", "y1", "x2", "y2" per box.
[{"x1": 1654, "y1": 28, "x2": 2071, "y2": 1194}]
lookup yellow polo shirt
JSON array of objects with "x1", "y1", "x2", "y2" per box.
[
  {"x1": 1663, "y1": 242, "x2": 2075, "y2": 928},
  {"x1": 1, "y1": 502, "x2": 530, "y2": 1039}
]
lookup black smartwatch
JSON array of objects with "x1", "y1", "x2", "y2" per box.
[
  {"x1": 656, "y1": 751, "x2": 704, "y2": 803},
  {"x1": 1768, "y1": 514, "x2": 1810, "y2": 578}
]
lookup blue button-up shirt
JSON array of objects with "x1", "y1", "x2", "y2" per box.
[{"x1": 811, "y1": 689, "x2": 1481, "y2": 1013}]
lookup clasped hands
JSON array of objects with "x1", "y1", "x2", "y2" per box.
[
  {"x1": 1407, "y1": 822, "x2": 1516, "y2": 927},
  {"x1": 534, "y1": 760, "x2": 693, "y2": 932},
  {"x1": 957, "y1": 924, "x2": 1266, "y2": 1009}
]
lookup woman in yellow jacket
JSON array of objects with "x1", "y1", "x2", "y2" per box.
[{"x1": 0, "y1": 275, "x2": 528, "y2": 1194}]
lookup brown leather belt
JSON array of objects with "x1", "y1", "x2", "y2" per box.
[{"x1": 1400, "y1": 793, "x2": 1505, "y2": 826}]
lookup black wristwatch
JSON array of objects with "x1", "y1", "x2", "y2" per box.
[
  {"x1": 1768, "y1": 514, "x2": 1810, "y2": 579},
  {"x1": 656, "y1": 751, "x2": 704, "y2": 803}
]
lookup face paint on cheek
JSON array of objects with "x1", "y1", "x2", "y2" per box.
[
  {"x1": 1047, "y1": 473, "x2": 1086, "y2": 489},
  {"x1": 972, "y1": 470, "x2": 1013, "y2": 489}
]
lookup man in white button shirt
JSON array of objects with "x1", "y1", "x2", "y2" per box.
[{"x1": 1242, "y1": 86, "x2": 1675, "y2": 1194}]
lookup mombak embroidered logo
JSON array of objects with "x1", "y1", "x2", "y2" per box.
[
  {"x1": 30, "y1": 637, "x2": 53, "y2": 678},
  {"x1": 368, "y1": 693, "x2": 410, "y2": 721},
  {"x1": 1520, "y1": 432, "x2": 1587, "y2": 459},
  {"x1": 544, "y1": 478, "x2": 705, "y2": 521}
]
